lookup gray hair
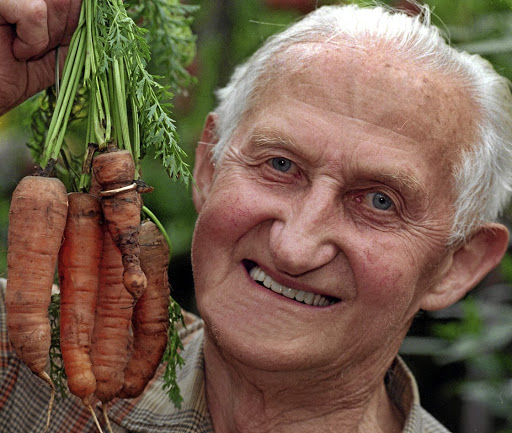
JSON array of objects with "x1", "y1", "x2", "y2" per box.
[{"x1": 211, "y1": 3, "x2": 512, "y2": 245}]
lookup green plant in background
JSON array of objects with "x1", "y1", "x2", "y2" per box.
[{"x1": 403, "y1": 293, "x2": 512, "y2": 432}]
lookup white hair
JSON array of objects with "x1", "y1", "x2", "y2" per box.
[{"x1": 211, "y1": 3, "x2": 512, "y2": 244}]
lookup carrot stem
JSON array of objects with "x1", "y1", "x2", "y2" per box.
[
  {"x1": 41, "y1": 7, "x2": 86, "y2": 168},
  {"x1": 113, "y1": 58, "x2": 132, "y2": 154},
  {"x1": 142, "y1": 206, "x2": 172, "y2": 258},
  {"x1": 50, "y1": 38, "x2": 86, "y2": 161},
  {"x1": 131, "y1": 93, "x2": 140, "y2": 175}
]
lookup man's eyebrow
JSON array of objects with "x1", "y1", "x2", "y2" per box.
[
  {"x1": 251, "y1": 132, "x2": 297, "y2": 149},
  {"x1": 374, "y1": 170, "x2": 428, "y2": 198}
]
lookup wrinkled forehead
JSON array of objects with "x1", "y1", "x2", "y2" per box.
[{"x1": 248, "y1": 41, "x2": 479, "y2": 162}]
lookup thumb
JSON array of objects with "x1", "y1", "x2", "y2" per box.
[{"x1": 0, "y1": 0, "x2": 50, "y2": 60}]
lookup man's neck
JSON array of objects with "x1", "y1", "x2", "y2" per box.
[{"x1": 203, "y1": 335, "x2": 404, "y2": 433}]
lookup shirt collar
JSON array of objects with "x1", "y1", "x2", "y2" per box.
[{"x1": 386, "y1": 356, "x2": 424, "y2": 433}]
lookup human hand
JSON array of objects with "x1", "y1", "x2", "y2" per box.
[{"x1": 0, "y1": 0, "x2": 81, "y2": 116}]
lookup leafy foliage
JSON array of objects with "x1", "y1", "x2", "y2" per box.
[
  {"x1": 161, "y1": 296, "x2": 186, "y2": 408},
  {"x1": 48, "y1": 294, "x2": 68, "y2": 400},
  {"x1": 127, "y1": 0, "x2": 198, "y2": 93},
  {"x1": 403, "y1": 293, "x2": 512, "y2": 431},
  {"x1": 26, "y1": 89, "x2": 55, "y2": 165},
  {"x1": 28, "y1": 0, "x2": 196, "y2": 189}
]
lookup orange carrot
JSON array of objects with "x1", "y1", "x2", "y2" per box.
[
  {"x1": 5, "y1": 175, "x2": 68, "y2": 431},
  {"x1": 90, "y1": 229, "x2": 134, "y2": 403},
  {"x1": 119, "y1": 220, "x2": 170, "y2": 399},
  {"x1": 6, "y1": 176, "x2": 68, "y2": 380},
  {"x1": 92, "y1": 149, "x2": 146, "y2": 300},
  {"x1": 58, "y1": 192, "x2": 103, "y2": 407}
]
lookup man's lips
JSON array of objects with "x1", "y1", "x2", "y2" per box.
[{"x1": 243, "y1": 260, "x2": 340, "y2": 307}]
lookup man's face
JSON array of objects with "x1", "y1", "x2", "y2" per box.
[{"x1": 191, "y1": 44, "x2": 476, "y2": 374}]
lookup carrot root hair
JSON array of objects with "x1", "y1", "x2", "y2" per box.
[
  {"x1": 88, "y1": 404, "x2": 105, "y2": 433},
  {"x1": 40, "y1": 371, "x2": 55, "y2": 433},
  {"x1": 102, "y1": 404, "x2": 114, "y2": 433}
]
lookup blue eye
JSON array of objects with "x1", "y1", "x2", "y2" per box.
[
  {"x1": 271, "y1": 157, "x2": 293, "y2": 172},
  {"x1": 370, "y1": 192, "x2": 394, "y2": 210}
]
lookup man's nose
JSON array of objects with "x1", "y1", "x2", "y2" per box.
[{"x1": 269, "y1": 193, "x2": 339, "y2": 276}]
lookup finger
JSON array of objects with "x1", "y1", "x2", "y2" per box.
[
  {"x1": 45, "y1": 0, "x2": 81, "y2": 49},
  {"x1": 0, "y1": 0, "x2": 50, "y2": 60}
]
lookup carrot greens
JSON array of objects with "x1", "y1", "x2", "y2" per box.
[
  {"x1": 33, "y1": 0, "x2": 195, "y2": 189},
  {"x1": 32, "y1": 0, "x2": 197, "y2": 409}
]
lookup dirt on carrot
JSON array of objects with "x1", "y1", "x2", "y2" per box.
[
  {"x1": 93, "y1": 149, "x2": 147, "y2": 300},
  {"x1": 119, "y1": 220, "x2": 170, "y2": 399}
]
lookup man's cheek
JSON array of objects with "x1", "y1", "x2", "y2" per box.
[
  {"x1": 206, "y1": 186, "x2": 277, "y2": 234},
  {"x1": 352, "y1": 245, "x2": 411, "y2": 300},
  {"x1": 362, "y1": 267, "x2": 407, "y2": 300}
]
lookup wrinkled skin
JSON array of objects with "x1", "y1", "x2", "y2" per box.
[
  {"x1": 191, "y1": 44, "x2": 508, "y2": 432},
  {"x1": 0, "y1": 0, "x2": 81, "y2": 115}
]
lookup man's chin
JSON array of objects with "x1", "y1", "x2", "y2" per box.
[{"x1": 201, "y1": 313, "x2": 332, "y2": 374}]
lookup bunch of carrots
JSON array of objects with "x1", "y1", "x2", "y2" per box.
[
  {"x1": 4, "y1": 0, "x2": 196, "y2": 430},
  {"x1": 6, "y1": 149, "x2": 173, "y2": 433}
]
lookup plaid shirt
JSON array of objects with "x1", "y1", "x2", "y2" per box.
[{"x1": 0, "y1": 279, "x2": 449, "y2": 432}]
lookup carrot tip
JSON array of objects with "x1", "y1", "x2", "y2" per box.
[
  {"x1": 102, "y1": 404, "x2": 114, "y2": 433},
  {"x1": 39, "y1": 372, "x2": 55, "y2": 433},
  {"x1": 88, "y1": 404, "x2": 105, "y2": 433},
  {"x1": 38, "y1": 371, "x2": 55, "y2": 389}
]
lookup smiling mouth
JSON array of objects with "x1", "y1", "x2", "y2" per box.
[{"x1": 244, "y1": 261, "x2": 339, "y2": 307}]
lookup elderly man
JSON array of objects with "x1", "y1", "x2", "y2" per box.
[{"x1": 0, "y1": 1, "x2": 511, "y2": 432}]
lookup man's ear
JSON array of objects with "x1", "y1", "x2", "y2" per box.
[
  {"x1": 420, "y1": 223, "x2": 509, "y2": 311},
  {"x1": 193, "y1": 113, "x2": 218, "y2": 213}
]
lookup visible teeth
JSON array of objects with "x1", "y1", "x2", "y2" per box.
[
  {"x1": 313, "y1": 294, "x2": 321, "y2": 306},
  {"x1": 249, "y1": 265, "x2": 334, "y2": 307},
  {"x1": 295, "y1": 290, "x2": 306, "y2": 302},
  {"x1": 270, "y1": 281, "x2": 283, "y2": 294},
  {"x1": 303, "y1": 292, "x2": 315, "y2": 305},
  {"x1": 282, "y1": 287, "x2": 297, "y2": 299}
]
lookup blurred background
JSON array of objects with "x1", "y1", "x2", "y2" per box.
[{"x1": 1, "y1": 0, "x2": 511, "y2": 431}]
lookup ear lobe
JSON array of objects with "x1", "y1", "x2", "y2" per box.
[
  {"x1": 192, "y1": 113, "x2": 218, "y2": 212},
  {"x1": 420, "y1": 223, "x2": 509, "y2": 311}
]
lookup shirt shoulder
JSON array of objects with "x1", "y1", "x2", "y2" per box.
[
  {"x1": 418, "y1": 408, "x2": 452, "y2": 433},
  {"x1": 388, "y1": 356, "x2": 452, "y2": 433}
]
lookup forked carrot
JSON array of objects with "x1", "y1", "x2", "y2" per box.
[
  {"x1": 92, "y1": 149, "x2": 147, "y2": 300},
  {"x1": 119, "y1": 220, "x2": 170, "y2": 398},
  {"x1": 5, "y1": 175, "x2": 68, "y2": 431},
  {"x1": 90, "y1": 229, "x2": 134, "y2": 403},
  {"x1": 58, "y1": 192, "x2": 103, "y2": 407}
]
